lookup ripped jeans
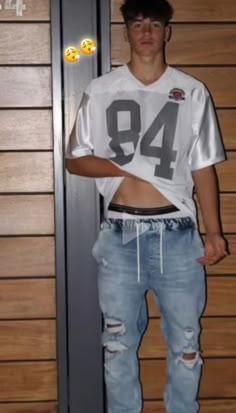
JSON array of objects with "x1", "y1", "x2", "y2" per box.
[{"x1": 92, "y1": 217, "x2": 206, "y2": 413}]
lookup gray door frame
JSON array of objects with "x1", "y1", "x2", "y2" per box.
[
  {"x1": 51, "y1": 0, "x2": 68, "y2": 412},
  {"x1": 51, "y1": 0, "x2": 111, "y2": 412}
]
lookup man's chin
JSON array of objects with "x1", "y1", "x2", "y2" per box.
[
  {"x1": 135, "y1": 45, "x2": 161, "y2": 56},
  {"x1": 138, "y1": 50, "x2": 158, "y2": 58}
]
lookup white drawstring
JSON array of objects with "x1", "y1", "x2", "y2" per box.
[
  {"x1": 136, "y1": 222, "x2": 141, "y2": 283},
  {"x1": 160, "y1": 222, "x2": 164, "y2": 274},
  {"x1": 122, "y1": 220, "x2": 163, "y2": 282}
]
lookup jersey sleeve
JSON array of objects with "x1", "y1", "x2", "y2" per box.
[
  {"x1": 65, "y1": 87, "x2": 94, "y2": 159},
  {"x1": 189, "y1": 86, "x2": 226, "y2": 170}
]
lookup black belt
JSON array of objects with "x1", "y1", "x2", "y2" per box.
[{"x1": 108, "y1": 202, "x2": 179, "y2": 216}]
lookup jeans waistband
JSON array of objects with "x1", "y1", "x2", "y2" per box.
[{"x1": 102, "y1": 216, "x2": 195, "y2": 231}]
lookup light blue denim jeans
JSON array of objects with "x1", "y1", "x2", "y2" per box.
[{"x1": 92, "y1": 217, "x2": 206, "y2": 413}]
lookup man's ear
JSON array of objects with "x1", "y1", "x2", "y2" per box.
[{"x1": 165, "y1": 25, "x2": 172, "y2": 42}]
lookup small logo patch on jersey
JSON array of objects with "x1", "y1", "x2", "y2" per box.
[{"x1": 169, "y1": 88, "x2": 185, "y2": 101}]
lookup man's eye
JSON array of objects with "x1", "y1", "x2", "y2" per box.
[{"x1": 153, "y1": 22, "x2": 161, "y2": 27}]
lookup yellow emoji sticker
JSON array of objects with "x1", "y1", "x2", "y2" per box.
[
  {"x1": 64, "y1": 46, "x2": 80, "y2": 63},
  {"x1": 80, "y1": 38, "x2": 96, "y2": 55}
]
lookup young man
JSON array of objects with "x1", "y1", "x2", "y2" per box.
[{"x1": 66, "y1": 0, "x2": 228, "y2": 412}]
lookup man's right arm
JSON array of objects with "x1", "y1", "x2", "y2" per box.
[
  {"x1": 66, "y1": 155, "x2": 133, "y2": 178},
  {"x1": 65, "y1": 89, "x2": 136, "y2": 179}
]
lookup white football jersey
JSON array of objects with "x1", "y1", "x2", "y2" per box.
[{"x1": 66, "y1": 65, "x2": 226, "y2": 221}]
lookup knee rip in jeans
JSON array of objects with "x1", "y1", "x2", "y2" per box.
[
  {"x1": 104, "y1": 318, "x2": 127, "y2": 353},
  {"x1": 175, "y1": 351, "x2": 203, "y2": 370},
  {"x1": 175, "y1": 327, "x2": 203, "y2": 369}
]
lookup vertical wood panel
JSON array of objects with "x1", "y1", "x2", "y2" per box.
[
  {"x1": 217, "y1": 110, "x2": 236, "y2": 150},
  {"x1": 0, "y1": 320, "x2": 56, "y2": 360},
  {"x1": 0, "y1": 24, "x2": 51, "y2": 64},
  {"x1": 0, "y1": 152, "x2": 53, "y2": 193},
  {"x1": 0, "y1": 1, "x2": 58, "y2": 410},
  {"x1": 0, "y1": 404, "x2": 57, "y2": 413},
  {"x1": 0, "y1": 0, "x2": 50, "y2": 21},
  {"x1": 180, "y1": 67, "x2": 236, "y2": 107},
  {"x1": 0, "y1": 362, "x2": 57, "y2": 401},
  {"x1": 0, "y1": 237, "x2": 55, "y2": 278},
  {"x1": 0, "y1": 279, "x2": 56, "y2": 319},
  {"x1": 0, "y1": 67, "x2": 52, "y2": 107},
  {"x1": 0, "y1": 110, "x2": 53, "y2": 150},
  {"x1": 0, "y1": 195, "x2": 54, "y2": 235}
]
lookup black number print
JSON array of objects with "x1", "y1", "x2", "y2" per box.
[
  {"x1": 140, "y1": 101, "x2": 179, "y2": 179},
  {"x1": 106, "y1": 100, "x2": 141, "y2": 165},
  {"x1": 106, "y1": 99, "x2": 179, "y2": 179}
]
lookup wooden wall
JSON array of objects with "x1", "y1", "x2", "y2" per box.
[
  {"x1": 0, "y1": 1, "x2": 57, "y2": 412},
  {"x1": 1, "y1": 0, "x2": 235, "y2": 411},
  {"x1": 111, "y1": 1, "x2": 236, "y2": 412}
]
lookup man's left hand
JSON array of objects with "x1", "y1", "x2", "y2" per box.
[{"x1": 197, "y1": 233, "x2": 228, "y2": 265}]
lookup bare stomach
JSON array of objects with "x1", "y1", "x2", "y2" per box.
[{"x1": 111, "y1": 177, "x2": 172, "y2": 208}]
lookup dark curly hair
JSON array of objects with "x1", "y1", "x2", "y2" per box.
[{"x1": 120, "y1": 0, "x2": 174, "y2": 26}]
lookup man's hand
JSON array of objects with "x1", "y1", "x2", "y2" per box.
[{"x1": 197, "y1": 233, "x2": 228, "y2": 265}]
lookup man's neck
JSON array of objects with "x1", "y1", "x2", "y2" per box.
[{"x1": 127, "y1": 55, "x2": 167, "y2": 86}]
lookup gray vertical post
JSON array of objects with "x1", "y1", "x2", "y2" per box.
[
  {"x1": 62, "y1": 0, "x2": 106, "y2": 412},
  {"x1": 51, "y1": 1, "x2": 68, "y2": 412}
]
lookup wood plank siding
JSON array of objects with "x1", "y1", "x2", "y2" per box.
[
  {"x1": 0, "y1": 0, "x2": 235, "y2": 411},
  {"x1": 0, "y1": 1, "x2": 57, "y2": 410}
]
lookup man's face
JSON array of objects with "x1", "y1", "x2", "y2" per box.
[{"x1": 125, "y1": 15, "x2": 170, "y2": 57}]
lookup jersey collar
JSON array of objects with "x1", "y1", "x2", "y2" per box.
[{"x1": 122, "y1": 63, "x2": 172, "y2": 89}]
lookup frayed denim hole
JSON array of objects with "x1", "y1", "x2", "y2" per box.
[
  {"x1": 103, "y1": 318, "x2": 127, "y2": 359},
  {"x1": 175, "y1": 351, "x2": 203, "y2": 370}
]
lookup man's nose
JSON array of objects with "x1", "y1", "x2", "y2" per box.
[{"x1": 142, "y1": 23, "x2": 152, "y2": 34}]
